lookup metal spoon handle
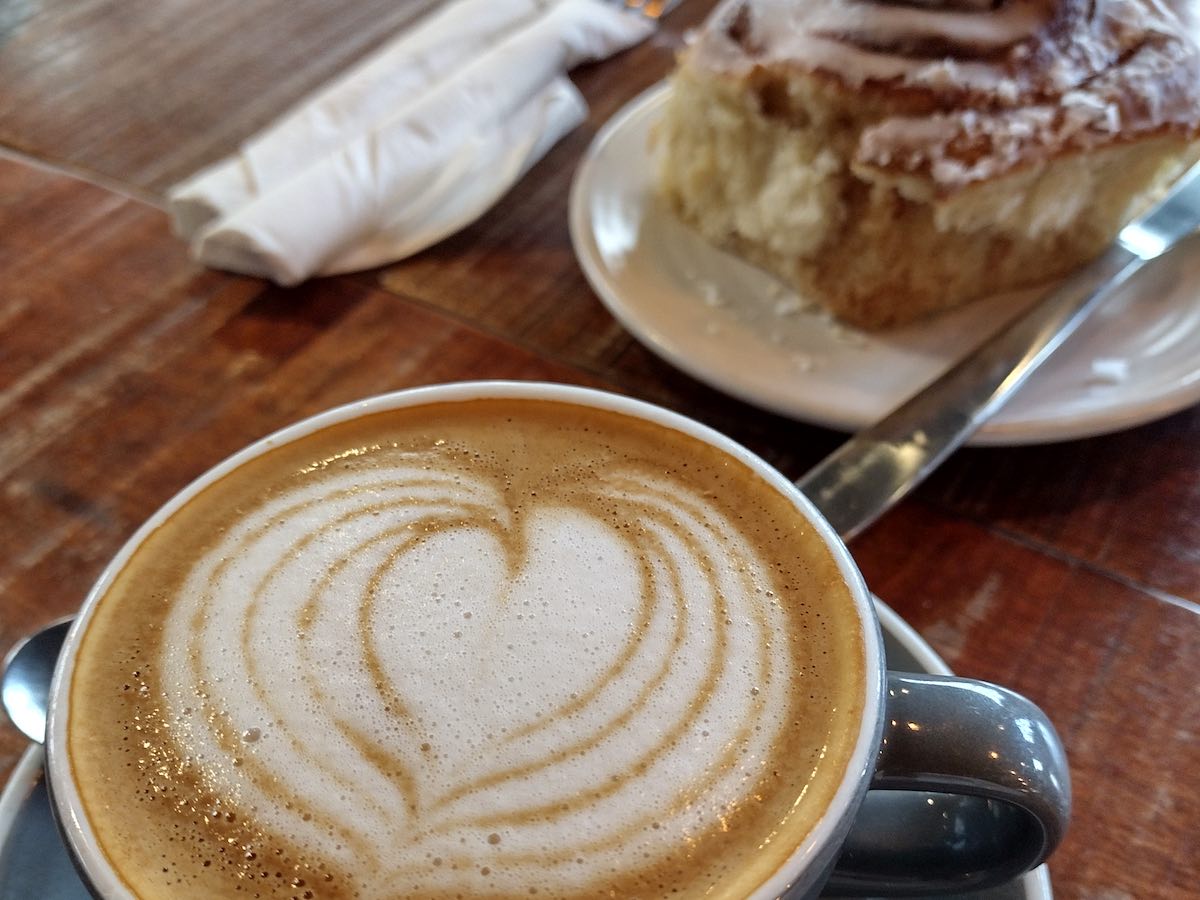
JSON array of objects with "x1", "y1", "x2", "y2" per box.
[{"x1": 796, "y1": 243, "x2": 1138, "y2": 541}]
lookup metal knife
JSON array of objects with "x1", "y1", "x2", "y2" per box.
[{"x1": 797, "y1": 162, "x2": 1200, "y2": 542}]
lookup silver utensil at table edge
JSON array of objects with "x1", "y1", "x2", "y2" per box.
[
  {"x1": 1, "y1": 617, "x2": 72, "y2": 744},
  {"x1": 797, "y1": 162, "x2": 1200, "y2": 541}
]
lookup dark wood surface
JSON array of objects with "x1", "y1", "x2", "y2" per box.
[{"x1": 1, "y1": 2, "x2": 1197, "y2": 898}]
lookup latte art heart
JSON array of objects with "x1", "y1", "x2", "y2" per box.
[{"x1": 68, "y1": 399, "x2": 865, "y2": 899}]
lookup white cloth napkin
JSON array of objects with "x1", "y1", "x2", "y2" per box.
[{"x1": 167, "y1": 0, "x2": 652, "y2": 285}]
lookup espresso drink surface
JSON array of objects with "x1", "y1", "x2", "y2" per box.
[{"x1": 68, "y1": 398, "x2": 866, "y2": 899}]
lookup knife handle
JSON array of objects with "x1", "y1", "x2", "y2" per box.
[{"x1": 796, "y1": 242, "x2": 1142, "y2": 542}]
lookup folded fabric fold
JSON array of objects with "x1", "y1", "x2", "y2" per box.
[
  {"x1": 169, "y1": 0, "x2": 552, "y2": 239},
  {"x1": 196, "y1": 77, "x2": 587, "y2": 282},
  {"x1": 168, "y1": 0, "x2": 653, "y2": 285}
]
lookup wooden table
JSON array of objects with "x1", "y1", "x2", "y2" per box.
[{"x1": 1, "y1": 2, "x2": 1196, "y2": 898}]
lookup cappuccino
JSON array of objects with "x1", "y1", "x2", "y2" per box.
[{"x1": 67, "y1": 397, "x2": 865, "y2": 898}]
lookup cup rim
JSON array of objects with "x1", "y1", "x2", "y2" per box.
[{"x1": 45, "y1": 380, "x2": 885, "y2": 900}]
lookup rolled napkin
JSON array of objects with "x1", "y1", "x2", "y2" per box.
[
  {"x1": 167, "y1": 0, "x2": 653, "y2": 284},
  {"x1": 169, "y1": 0, "x2": 553, "y2": 239}
]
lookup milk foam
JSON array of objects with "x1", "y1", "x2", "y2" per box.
[
  {"x1": 158, "y1": 457, "x2": 795, "y2": 894},
  {"x1": 68, "y1": 400, "x2": 865, "y2": 899}
]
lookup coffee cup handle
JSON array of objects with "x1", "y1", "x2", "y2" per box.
[{"x1": 824, "y1": 672, "x2": 1071, "y2": 897}]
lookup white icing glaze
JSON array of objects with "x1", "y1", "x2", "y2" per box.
[{"x1": 689, "y1": 0, "x2": 1200, "y2": 189}]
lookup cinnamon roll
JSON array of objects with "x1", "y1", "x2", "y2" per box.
[{"x1": 657, "y1": 0, "x2": 1200, "y2": 329}]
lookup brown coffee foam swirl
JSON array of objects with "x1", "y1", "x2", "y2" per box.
[
  {"x1": 155, "y1": 453, "x2": 800, "y2": 894},
  {"x1": 68, "y1": 402, "x2": 864, "y2": 898},
  {"x1": 694, "y1": 0, "x2": 1200, "y2": 188}
]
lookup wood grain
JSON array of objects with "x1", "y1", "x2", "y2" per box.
[
  {"x1": 0, "y1": 159, "x2": 607, "y2": 774},
  {"x1": 919, "y1": 419, "x2": 1200, "y2": 603},
  {"x1": 856, "y1": 504, "x2": 1199, "y2": 899},
  {"x1": 0, "y1": 0, "x2": 1198, "y2": 897},
  {"x1": 0, "y1": 0, "x2": 442, "y2": 195}
]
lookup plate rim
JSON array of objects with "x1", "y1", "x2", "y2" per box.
[
  {"x1": 0, "y1": 743, "x2": 41, "y2": 843},
  {"x1": 569, "y1": 81, "x2": 1200, "y2": 446}
]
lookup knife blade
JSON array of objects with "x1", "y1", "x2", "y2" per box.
[{"x1": 797, "y1": 161, "x2": 1200, "y2": 542}]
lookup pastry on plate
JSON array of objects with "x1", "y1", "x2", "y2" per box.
[{"x1": 657, "y1": 0, "x2": 1200, "y2": 330}]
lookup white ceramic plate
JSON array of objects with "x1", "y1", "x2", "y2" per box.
[
  {"x1": 0, "y1": 601, "x2": 1051, "y2": 899},
  {"x1": 570, "y1": 83, "x2": 1200, "y2": 446}
]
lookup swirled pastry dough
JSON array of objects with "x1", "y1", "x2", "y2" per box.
[{"x1": 659, "y1": 0, "x2": 1200, "y2": 327}]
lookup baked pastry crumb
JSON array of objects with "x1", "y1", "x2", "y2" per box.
[{"x1": 658, "y1": 0, "x2": 1200, "y2": 330}]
